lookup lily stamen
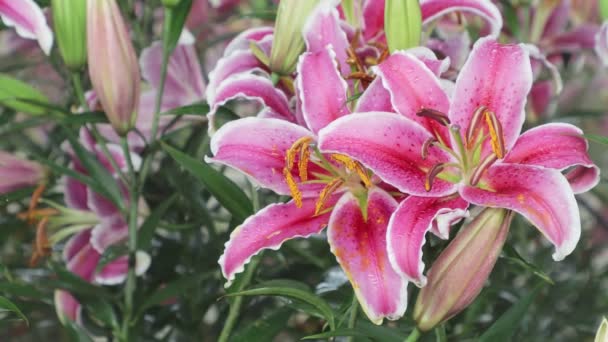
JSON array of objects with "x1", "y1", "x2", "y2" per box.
[
  {"x1": 416, "y1": 108, "x2": 451, "y2": 126},
  {"x1": 483, "y1": 110, "x2": 506, "y2": 159},
  {"x1": 425, "y1": 163, "x2": 447, "y2": 192},
  {"x1": 466, "y1": 105, "x2": 488, "y2": 147},
  {"x1": 469, "y1": 153, "x2": 498, "y2": 186},
  {"x1": 315, "y1": 178, "x2": 343, "y2": 215}
]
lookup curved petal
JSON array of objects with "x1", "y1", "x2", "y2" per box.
[
  {"x1": 387, "y1": 195, "x2": 468, "y2": 287},
  {"x1": 504, "y1": 123, "x2": 600, "y2": 194},
  {"x1": 207, "y1": 74, "x2": 294, "y2": 129},
  {"x1": 54, "y1": 290, "x2": 81, "y2": 323},
  {"x1": 550, "y1": 24, "x2": 599, "y2": 53},
  {"x1": 95, "y1": 251, "x2": 150, "y2": 285},
  {"x1": 420, "y1": 0, "x2": 503, "y2": 37},
  {"x1": 328, "y1": 189, "x2": 408, "y2": 324},
  {"x1": 64, "y1": 176, "x2": 90, "y2": 211},
  {"x1": 140, "y1": 41, "x2": 206, "y2": 106},
  {"x1": 207, "y1": 117, "x2": 325, "y2": 197},
  {"x1": 206, "y1": 50, "x2": 267, "y2": 105},
  {"x1": 66, "y1": 242, "x2": 101, "y2": 281},
  {"x1": 375, "y1": 51, "x2": 451, "y2": 143},
  {"x1": 90, "y1": 215, "x2": 128, "y2": 253},
  {"x1": 303, "y1": 0, "x2": 350, "y2": 75},
  {"x1": 595, "y1": 22, "x2": 608, "y2": 66},
  {"x1": 223, "y1": 26, "x2": 274, "y2": 56},
  {"x1": 0, "y1": 0, "x2": 53, "y2": 54},
  {"x1": 318, "y1": 112, "x2": 458, "y2": 197},
  {"x1": 219, "y1": 197, "x2": 336, "y2": 286},
  {"x1": 460, "y1": 164, "x2": 580, "y2": 261},
  {"x1": 362, "y1": 0, "x2": 385, "y2": 41},
  {"x1": 408, "y1": 47, "x2": 451, "y2": 77},
  {"x1": 448, "y1": 37, "x2": 533, "y2": 155},
  {"x1": 296, "y1": 47, "x2": 350, "y2": 134},
  {"x1": 355, "y1": 77, "x2": 394, "y2": 113}
]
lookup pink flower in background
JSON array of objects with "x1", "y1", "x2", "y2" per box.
[
  {"x1": 50, "y1": 132, "x2": 150, "y2": 322},
  {"x1": 0, "y1": 151, "x2": 46, "y2": 194},
  {"x1": 0, "y1": 0, "x2": 53, "y2": 54},
  {"x1": 319, "y1": 37, "x2": 600, "y2": 286}
]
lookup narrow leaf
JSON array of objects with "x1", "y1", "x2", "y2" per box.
[
  {"x1": 0, "y1": 74, "x2": 50, "y2": 115},
  {"x1": 161, "y1": 102, "x2": 209, "y2": 116},
  {"x1": 137, "y1": 194, "x2": 177, "y2": 250},
  {"x1": 164, "y1": 0, "x2": 193, "y2": 54},
  {"x1": 478, "y1": 285, "x2": 544, "y2": 342},
  {"x1": 583, "y1": 134, "x2": 608, "y2": 145},
  {"x1": 232, "y1": 307, "x2": 292, "y2": 342},
  {"x1": 162, "y1": 142, "x2": 253, "y2": 222},
  {"x1": 0, "y1": 296, "x2": 28, "y2": 325}
]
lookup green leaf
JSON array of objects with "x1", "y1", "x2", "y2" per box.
[
  {"x1": 163, "y1": 0, "x2": 193, "y2": 55},
  {"x1": 48, "y1": 262, "x2": 112, "y2": 299},
  {"x1": 62, "y1": 126, "x2": 124, "y2": 210},
  {"x1": 0, "y1": 282, "x2": 46, "y2": 300},
  {"x1": 59, "y1": 111, "x2": 108, "y2": 126},
  {"x1": 137, "y1": 194, "x2": 178, "y2": 250},
  {"x1": 0, "y1": 74, "x2": 51, "y2": 115},
  {"x1": 231, "y1": 307, "x2": 292, "y2": 342},
  {"x1": 162, "y1": 142, "x2": 253, "y2": 222},
  {"x1": 82, "y1": 298, "x2": 117, "y2": 328},
  {"x1": 161, "y1": 102, "x2": 209, "y2": 116},
  {"x1": 502, "y1": 244, "x2": 554, "y2": 285},
  {"x1": 478, "y1": 285, "x2": 544, "y2": 342},
  {"x1": 583, "y1": 134, "x2": 608, "y2": 145},
  {"x1": 64, "y1": 319, "x2": 94, "y2": 342},
  {"x1": 226, "y1": 284, "x2": 336, "y2": 330},
  {"x1": 302, "y1": 321, "x2": 407, "y2": 341},
  {"x1": 0, "y1": 295, "x2": 28, "y2": 325}
]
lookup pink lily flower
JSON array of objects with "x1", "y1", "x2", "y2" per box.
[
  {"x1": 0, "y1": 0, "x2": 53, "y2": 54},
  {"x1": 52, "y1": 131, "x2": 150, "y2": 322},
  {"x1": 0, "y1": 151, "x2": 46, "y2": 194},
  {"x1": 318, "y1": 37, "x2": 600, "y2": 287},
  {"x1": 210, "y1": 42, "x2": 410, "y2": 324},
  {"x1": 205, "y1": 0, "x2": 502, "y2": 129}
]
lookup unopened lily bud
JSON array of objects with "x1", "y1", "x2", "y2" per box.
[
  {"x1": 268, "y1": 0, "x2": 318, "y2": 75},
  {"x1": 414, "y1": 208, "x2": 514, "y2": 331},
  {"x1": 161, "y1": 0, "x2": 181, "y2": 8},
  {"x1": 52, "y1": 0, "x2": 87, "y2": 71},
  {"x1": 595, "y1": 317, "x2": 608, "y2": 342},
  {"x1": 385, "y1": 0, "x2": 421, "y2": 52},
  {"x1": 87, "y1": 0, "x2": 140, "y2": 136},
  {"x1": 601, "y1": 0, "x2": 608, "y2": 20},
  {"x1": 0, "y1": 151, "x2": 46, "y2": 194}
]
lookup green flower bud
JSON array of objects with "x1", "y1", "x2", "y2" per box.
[
  {"x1": 385, "y1": 0, "x2": 422, "y2": 52},
  {"x1": 600, "y1": 0, "x2": 608, "y2": 20},
  {"x1": 161, "y1": 0, "x2": 181, "y2": 8},
  {"x1": 596, "y1": 317, "x2": 608, "y2": 342},
  {"x1": 414, "y1": 208, "x2": 514, "y2": 331},
  {"x1": 268, "y1": 0, "x2": 319, "y2": 75},
  {"x1": 52, "y1": 0, "x2": 88, "y2": 71}
]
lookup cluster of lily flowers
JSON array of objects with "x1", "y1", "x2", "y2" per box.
[{"x1": 0, "y1": 0, "x2": 605, "y2": 334}]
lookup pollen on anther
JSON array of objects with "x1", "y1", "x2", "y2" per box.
[{"x1": 283, "y1": 168, "x2": 303, "y2": 208}]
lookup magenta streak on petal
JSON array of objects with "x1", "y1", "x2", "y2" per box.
[
  {"x1": 223, "y1": 26, "x2": 274, "y2": 56},
  {"x1": 448, "y1": 37, "x2": 532, "y2": 156},
  {"x1": 0, "y1": 0, "x2": 53, "y2": 54},
  {"x1": 297, "y1": 47, "x2": 350, "y2": 134},
  {"x1": 504, "y1": 123, "x2": 600, "y2": 194},
  {"x1": 55, "y1": 290, "x2": 81, "y2": 323},
  {"x1": 386, "y1": 195, "x2": 468, "y2": 287},
  {"x1": 66, "y1": 242, "x2": 101, "y2": 281},
  {"x1": 219, "y1": 196, "x2": 336, "y2": 286},
  {"x1": 328, "y1": 189, "x2": 407, "y2": 325},
  {"x1": 355, "y1": 77, "x2": 394, "y2": 113},
  {"x1": 460, "y1": 163, "x2": 580, "y2": 261},
  {"x1": 362, "y1": 0, "x2": 385, "y2": 41},
  {"x1": 318, "y1": 112, "x2": 457, "y2": 197},
  {"x1": 206, "y1": 50, "x2": 267, "y2": 105}
]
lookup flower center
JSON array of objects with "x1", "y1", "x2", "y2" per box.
[
  {"x1": 418, "y1": 106, "x2": 506, "y2": 191},
  {"x1": 283, "y1": 137, "x2": 372, "y2": 216}
]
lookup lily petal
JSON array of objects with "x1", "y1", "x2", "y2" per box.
[
  {"x1": 375, "y1": 51, "x2": 451, "y2": 143},
  {"x1": 223, "y1": 26, "x2": 274, "y2": 56},
  {"x1": 420, "y1": 0, "x2": 503, "y2": 37},
  {"x1": 297, "y1": 46, "x2": 350, "y2": 134},
  {"x1": 207, "y1": 117, "x2": 325, "y2": 197},
  {"x1": 95, "y1": 251, "x2": 150, "y2": 285},
  {"x1": 206, "y1": 50, "x2": 267, "y2": 106},
  {"x1": 408, "y1": 47, "x2": 451, "y2": 77},
  {"x1": 219, "y1": 197, "x2": 336, "y2": 286},
  {"x1": 328, "y1": 189, "x2": 408, "y2": 325},
  {"x1": 303, "y1": 0, "x2": 350, "y2": 75},
  {"x1": 208, "y1": 74, "x2": 294, "y2": 130},
  {"x1": 504, "y1": 123, "x2": 600, "y2": 194},
  {"x1": 63, "y1": 230, "x2": 92, "y2": 262},
  {"x1": 0, "y1": 0, "x2": 53, "y2": 54},
  {"x1": 90, "y1": 215, "x2": 127, "y2": 253},
  {"x1": 362, "y1": 0, "x2": 385, "y2": 41},
  {"x1": 54, "y1": 290, "x2": 81, "y2": 323},
  {"x1": 449, "y1": 37, "x2": 532, "y2": 154},
  {"x1": 460, "y1": 164, "x2": 580, "y2": 261},
  {"x1": 318, "y1": 112, "x2": 457, "y2": 197},
  {"x1": 354, "y1": 77, "x2": 394, "y2": 113},
  {"x1": 387, "y1": 195, "x2": 468, "y2": 287},
  {"x1": 66, "y1": 242, "x2": 101, "y2": 281},
  {"x1": 140, "y1": 40, "x2": 206, "y2": 106}
]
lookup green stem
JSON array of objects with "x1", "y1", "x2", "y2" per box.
[
  {"x1": 119, "y1": 137, "x2": 139, "y2": 342},
  {"x1": 217, "y1": 256, "x2": 261, "y2": 342},
  {"x1": 148, "y1": 8, "x2": 173, "y2": 144},
  {"x1": 346, "y1": 295, "x2": 359, "y2": 342},
  {"x1": 70, "y1": 73, "x2": 89, "y2": 111},
  {"x1": 404, "y1": 327, "x2": 421, "y2": 342}
]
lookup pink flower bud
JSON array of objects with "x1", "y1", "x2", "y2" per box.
[
  {"x1": 413, "y1": 208, "x2": 514, "y2": 331},
  {"x1": 87, "y1": 0, "x2": 140, "y2": 136},
  {"x1": 0, "y1": 151, "x2": 46, "y2": 194}
]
